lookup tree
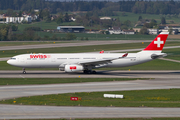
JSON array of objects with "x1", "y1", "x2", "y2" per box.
[
  {"x1": 140, "y1": 27, "x2": 148, "y2": 35},
  {"x1": 7, "y1": 27, "x2": 13, "y2": 40},
  {"x1": 24, "y1": 30, "x2": 35, "y2": 40},
  {"x1": 56, "y1": 17, "x2": 63, "y2": 24},
  {"x1": 12, "y1": 25, "x2": 18, "y2": 31},
  {"x1": 18, "y1": 11, "x2": 23, "y2": 17},
  {"x1": 52, "y1": 34, "x2": 58, "y2": 40},
  {"x1": 66, "y1": 33, "x2": 77, "y2": 40},
  {"x1": 161, "y1": 17, "x2": 166, "y2": 24},
  {"x1": 0, "y1": 28, "x2": 8, "y2": 40},
  {"x1": 138, "y1": 16, "x2": 142, "y2": 21},
  {"x1": 64, "y1": 13, "x2": 69, "y2": 22}
]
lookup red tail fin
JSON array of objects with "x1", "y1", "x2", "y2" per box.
[{"x1": 143, "y1": 32, "x2": 169, "y2": 51}]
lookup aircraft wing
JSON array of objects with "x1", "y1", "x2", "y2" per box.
[{"x1": 78, "y1": 53, "x2": 128, "y2": 66}]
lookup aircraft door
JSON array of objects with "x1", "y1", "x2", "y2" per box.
[
  {"x1": 20, "y1": 57, "x2": 25, "y2": 63},
  {"x1": 51, "y1": 56, "x2": 56, "y2": 62},
  {"x1": 136, "y1": 54, "x2": 140, "y2": 61}
]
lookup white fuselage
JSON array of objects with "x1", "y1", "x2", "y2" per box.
[{"x1": 7, "y1": 52, "x2": 153, "y2": 69}]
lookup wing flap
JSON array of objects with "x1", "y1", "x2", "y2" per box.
[{"x1": 78, "y1": 53, "x2": 128, "y2": 66}]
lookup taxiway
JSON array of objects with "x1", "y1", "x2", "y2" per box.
[{"x1": 0, "y1": 78, "x2": 180, "y2": 119}]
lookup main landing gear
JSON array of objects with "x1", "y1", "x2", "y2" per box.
[
  {"x1": 83, "y1": 70, "x2": 96, "y2": 74},
  {"x1": 22, "y1": 68, "x2": 26, "y2": 74}
]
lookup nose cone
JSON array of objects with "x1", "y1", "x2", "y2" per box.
[
  {"x1": 7, "y1": 58, "x2": 16, "y2": 66},
  {"x1": 7, "y1": 59, "x2": 13, "y2": 65}
]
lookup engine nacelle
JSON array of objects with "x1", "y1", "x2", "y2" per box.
[{"x1": 65, "y1": 64, "x2": 84, "y2": 72}]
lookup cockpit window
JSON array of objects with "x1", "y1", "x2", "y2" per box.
[{"x1": 10, "y1": 58, "x2": 16, "y2": 60}]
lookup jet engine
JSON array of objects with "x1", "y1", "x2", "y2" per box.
[{"x1": 65, "y1": 64, "x2": 84, "y2": 72}]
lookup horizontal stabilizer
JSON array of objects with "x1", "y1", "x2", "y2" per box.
[{"x1": 151, "y1": 53, "x2": 167, "y2": 59}]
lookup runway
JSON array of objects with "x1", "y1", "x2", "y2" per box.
[
  {"x1": 1, "y1": 105, "x2": 180, "y2": 119},
  {"x1": 1, "y1": 77, "x2": 180, "y2": 100},
  {"x1": 0, "y1": 70, "x2": 180, "y2": 78},
  {"x1": 1, "y1": 78, "x2": 180, "y2": 119},
  {"x1": 1, "y1": 34, "x2": 180, "y2": 119}
]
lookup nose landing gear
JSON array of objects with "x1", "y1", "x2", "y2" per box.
[{"x1": 23, "y1": 68, "x2": 26, "y2": 74}]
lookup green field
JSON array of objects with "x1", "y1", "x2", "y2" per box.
[
  {"x1": 76, "y1": 118, "x2": 180, "y2": 120},
  {"x1": 0, "y1": 41, "x2": 72, "y2": 47},
  {"x1": 0, "y1": 78, "x2": 147, "y2": 85},
  {"x1": 0, "y1": 42, "x2": 149, "y2": 57},
  {"x1": 0, "y1": 117, "x2": 177, "y2": 120},
  {"x1": 1, "y1": 41, "x2": 180, "y2": 57},
  {"x1": 34, "y1": 32, "x2": 159, "y2": 40},
  {"x1": 113, "y1": 12, "x2": 180, "y2": 24},
  {"x1": 1, "y1": 89, "x2": 180, "y2": 107},
  {"x1": 163, "y1": 48, "x2": 180, "y2": 61}
]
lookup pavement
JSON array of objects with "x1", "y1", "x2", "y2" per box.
[
  {"x1": 1, "y1": 77, "x2": 180, "y2": 100},
  {"x1": 1, "y1": 105, "x2": 180, "y2": 119},
  {"x1": 0, "y1": 41, "x2": 180, "y2": 119},
  {"x1": 0, "y1": 78, "x2": 180, "y2": 119},
  {"x1": 0, "y1": 70, "x2": 180, "y2": 78}
]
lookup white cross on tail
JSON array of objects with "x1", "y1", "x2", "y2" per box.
[{"x1": 154, "y1": 37, "x2": 164, "y2": 48}]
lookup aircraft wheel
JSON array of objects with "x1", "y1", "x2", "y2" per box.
[
  {"x1": 22, "y1": 68, "x2": 26, "y2": 74},
  {"x1": 83, "y1": 70, "x2": 87, "y2": 74},
  {"x1": 92, "y1": 71, "x2": 96, "y2": 74}
]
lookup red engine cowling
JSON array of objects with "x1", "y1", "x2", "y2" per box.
[{"x1": 65, "y1": 64, "x2": 84, "y2": 72}]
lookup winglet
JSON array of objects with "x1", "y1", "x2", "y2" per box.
[
  {"x1": 122, "y1": 53, "x2": 128, "y2": 58},
  {"x1": 99, "y1": 50, "x2": 104, "y2": 53}
]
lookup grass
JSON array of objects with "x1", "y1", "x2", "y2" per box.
[
  {"x1": 165, "y1": 56, "x2": 180, "y2": 61},
  {"x1": 38, "y1": 32, "x2": 160, "y2": 40},
  {"x1": 0, "y1": 41, "x2": 72, "y2": 47},
  {"x1": 113, "y1": 12, "x2": 180, "y2": 25},
  {"x1": 7, "y1": 118, "x2": 180, "y2": 120},
  {"x1": 1, "y1": 41, "x2": 180, "y2": 57},
  {"x1": 17, "y1": 21, "x2": 59, "y2": 32},
  {"x1": 1, "y1": 89, "x2": 180, "y2": 107},
  {"x1": 0, "y1": 42, "x2": 149, "y2": 57},
  {"x1": 28, "y1": 31, "x2": 159, "y2": 40},
  {"x1": 1, "y1": 58, "x2": 180, "y2": 70},
  {"x1": 99, "y1": 59, "x2": 180, "y2": 70},
  {"x1": 0, "y1": 78, "x2": 147, "y2": 85},
  {"x1": 163, "y1": 48, "x2": 180, "y2": 61},
  {"x1": 77, "y1": 118, "x2": 180, "y2": 120}
]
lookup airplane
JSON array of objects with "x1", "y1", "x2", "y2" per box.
[{"x1": 7, "y1": 32, "x2": 169, "y2": 74}]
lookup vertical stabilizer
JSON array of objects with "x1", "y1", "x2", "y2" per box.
[{"x1": 143, "y1": 32, "x2": 169, "y2": 52}]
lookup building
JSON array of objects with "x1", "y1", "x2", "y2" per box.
[
  {"x1": 159, "y1": 24, "x2": 180, "y2": 32},
  {"x1": 6, "y1": 17, "x2": 24, "y2": 23},
  {"x1": 109, "y1": 27, "x2": 123, "y2": 34},
  {"x1": 71, "y1": 17, "x2": 76, "y2": 22},
  {"x1": 148, "y1": 29, "x2": 159, "y2": 35},
  {"x1": 133, "y1": 28, "x2": 141, "y2": 33},
  {"x1": 100, "y1": 17, "x2": 112, "y2": 20},
  {"x1": 122, "y1": 30, "x2": 135, "y2": 34},
  {"x1": 57, "y1": 26, "x2": 85, "y2": 33},
  {"x1": 109, "y1": 27, "x2": 135, "y2": 34}
]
